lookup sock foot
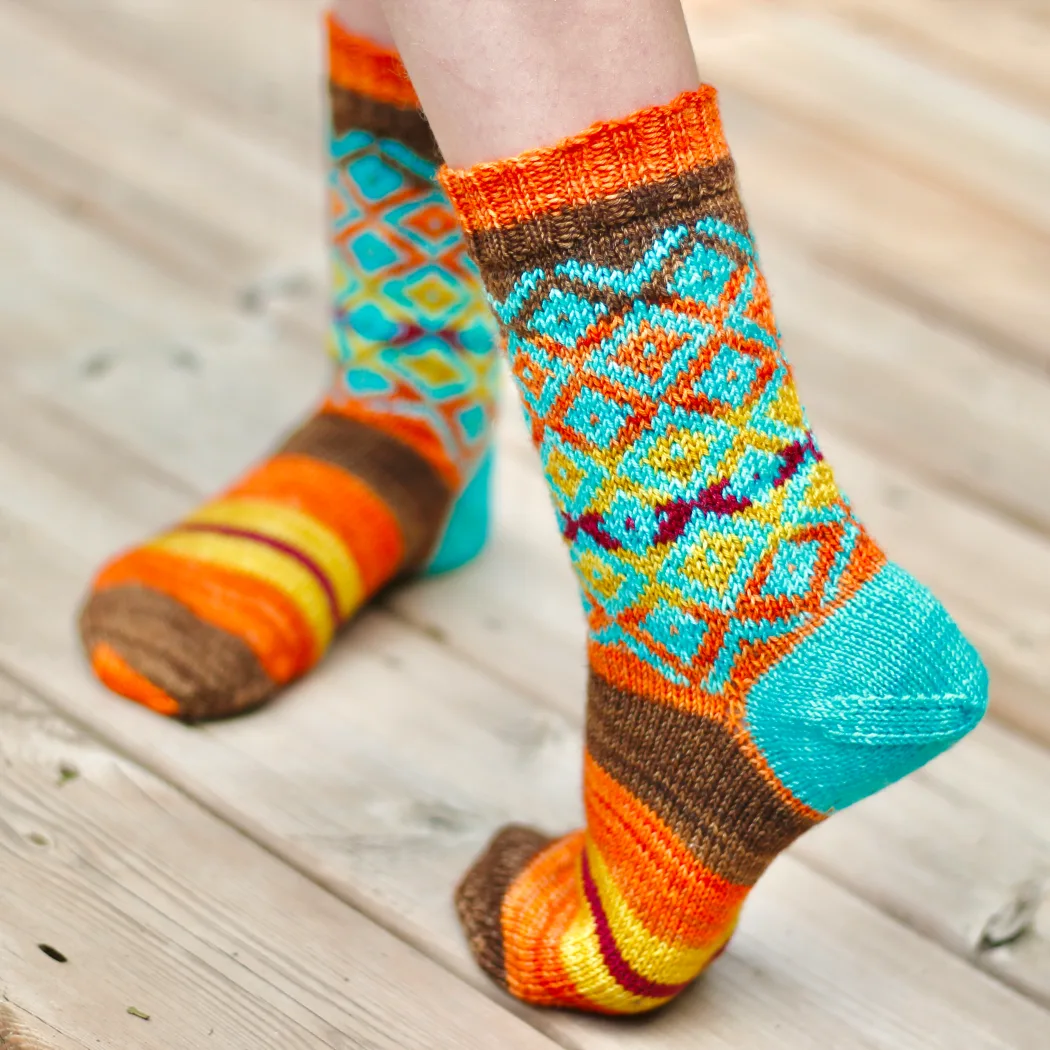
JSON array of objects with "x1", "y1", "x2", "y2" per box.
[{"x1": 455, "y1": 825, "x2": 553, "y2": 989}]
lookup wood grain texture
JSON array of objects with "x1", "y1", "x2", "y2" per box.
[
  {"x1": 0, "y1": 2, "x2": 323, "y2": 297},
  {"x1": 767, "y1": 0, "x2": 1050, "y2": 118},
  {"x1": 2, "y1": 0, "x2": 1050, "y2": 1045},
  {"x1": 0, "y1": 201, "x2": 1047, "y2": 1046},
  {"x1": 684, "y1": 3, "x2": 1050, "y2": 237},
  {"x1": 0, "y1": 673, "x2": 561, "y2": 1050},
  {"x1": 1, "y1": 402, "x2": 1049, "y2": 1049}
]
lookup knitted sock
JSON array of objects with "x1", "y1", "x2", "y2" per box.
[
  {"x1": 79, "y1": 18, "x2": 498, "y2": 721},
  {"x1": 440, "y1": 89, "x2": 987, "y2": 1013}
]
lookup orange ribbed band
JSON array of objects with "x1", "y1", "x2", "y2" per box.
[
  {"x1": 326, "y1": 12, "x2": 418, "y2": 108},
  {"x1": 439, "y1": 87, "x2": 728, "y2": 233}
]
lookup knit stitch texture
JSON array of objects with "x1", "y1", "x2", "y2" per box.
[
  {"x1": 78, "y1": 19, "x2": 498, "y2": 719},
  {"x1": 441, "y1": 87, "x2": 988, "y2": 1013}
]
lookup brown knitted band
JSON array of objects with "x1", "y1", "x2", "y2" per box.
[
  {"x1": 80, "y1": 585, "x2": 275, "y2": 721},
  {"x1": 585, "y1": 672, "x2": 819, "y2": 885},
  {"x1": 279, "y1": 413, "x2": 453, "y2": 570},
  {"x1": 454, "y1": 825, "x2": 553, "y2": 988},
  {"x1": 329, "y1": 83, "x2": 442, "y2": 168},
  {"x1": 462, "y1": 156, "x2": 744, "y2": 298}
]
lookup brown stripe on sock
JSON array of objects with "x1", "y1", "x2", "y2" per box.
[
  {"x1": 586, "y1": 671, "x2": 818, "y2": 885},
  {"x1": 80, "y1": 585, "x2": 275, "y2": 722},
  {"x1": 454, "y1": 825, "x2": 553, "y2": 988},
  {"x1": 279, "y1": 412, "x2": 452, "y2": 570},
  {"x1": 495, "y1": 227, "x2": 755, "y2": 344},
  {"x1": 464, "y1": 157, "x2": 746, "y2": 299},
  {"x1": 329, "y1": 82, "x2": 442, "y2": 168}
]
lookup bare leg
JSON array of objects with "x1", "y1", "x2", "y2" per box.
[{"x1": 376, "y1": 0, "x2": 699, "y2": 166}]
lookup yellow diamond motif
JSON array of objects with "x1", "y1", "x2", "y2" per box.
[
  {"x1": 406, "y1": 348, "x2": 464, "y2": 388},
  {"x1": 645, "y1": 428, "x2": 710, "y2": 485},
  {"x1": 576, "y1": 551, "x2": 627, "y2": 603},
  {"x1": 547, "y1": 448, "x2": 588, "y2": 503},
  {"x1": 403, "y1": 271, "x2": 460, "y2": 318},
  {"x1": 679, "y1": 533, "x2": 749, "y2": 597}
]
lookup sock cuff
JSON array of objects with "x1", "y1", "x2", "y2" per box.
[
  {"x1": 438, "y1": 87, "x2": 730, "y2": 236},
  {"x1": 326, "y1": 12, "x2": 418, "y2": 109},
  {"x1": 326, "y1": 13, "x2": 441, "y2": 165}
]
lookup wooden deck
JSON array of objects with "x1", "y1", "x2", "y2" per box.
[{"x1": 2, "y1": 0, "x2": 1049, "y2": 1045}]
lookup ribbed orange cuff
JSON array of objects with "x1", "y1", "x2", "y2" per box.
[
  {"x1": 326, "y1": 12, "x2": 418, "y2": 109},
  {"x1": 439, "y1": 88, "x2": 729, "y2": 234}
]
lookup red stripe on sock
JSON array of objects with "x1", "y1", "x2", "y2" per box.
[
  {"x1": 579, "y1": 849, "x2": 690, "y2": 1001},
  {"x1": 177, "y1": 522, "x2": 342, "y2": 627}
]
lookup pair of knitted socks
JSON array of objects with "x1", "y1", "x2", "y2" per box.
[{"x1": 80, "y1": 14, "x2": 987, "y2": 1013}]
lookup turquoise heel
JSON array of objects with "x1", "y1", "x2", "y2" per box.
[{"x1": 423, "y1": 449, "x2": 494, "y2": 575}]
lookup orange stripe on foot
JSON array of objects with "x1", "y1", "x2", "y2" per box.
[
  {"x1": 584, "y1": 754, "x2": 749, "y2": 948},
  {"x1": 90, "y1": 641, "x2": 180, "y2": 717},
  {"x1": 500, "y1": 831, "x2": 601, "y2": 1011},
  {"x1": 93, "y1": 548, "x2": 317, "y2": 683},
  {"x1": 226, "y1": 454, "x2": 405, "y2": 594}
]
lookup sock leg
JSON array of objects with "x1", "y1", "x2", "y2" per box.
[
  {"x1": 79, "y1": 18, "x2": 499, "y2": 720},
  {"x1": 434, "y1": 91, "x2": 988, "y2": 1012}
]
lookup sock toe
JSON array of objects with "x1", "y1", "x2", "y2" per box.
[
  {"x1": 80, "y1": 584, "x2": 276, "y2": 721},
  {"x1": 454, "y1": 824, "x2": 554, "y2": 988}
]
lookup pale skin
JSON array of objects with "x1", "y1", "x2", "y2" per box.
[{"x1": 332, "y1": 0, "x2": 700, "y2": 168}]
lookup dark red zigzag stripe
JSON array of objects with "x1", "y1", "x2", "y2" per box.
[
  {"x1": 560, "y1": 434, "x2": 822, "y2": 549},
  {"x1": 177, "y1": 522, "x2": 341, "y2": 626},
  {"x1": 579, "y1": 849, "x2": 691, "y2": 1001}
]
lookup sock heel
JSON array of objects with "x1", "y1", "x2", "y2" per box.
[{"x1": 423, "y1": 449, "x2": 494, "y2": 575}]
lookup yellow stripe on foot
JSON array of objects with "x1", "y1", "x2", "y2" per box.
[
  {"x1": 186, "y1": 497, "x2": 365, "y2": 619},
  {"x1": 148, "y1": 530, "x2": 335, "y2": 652}
]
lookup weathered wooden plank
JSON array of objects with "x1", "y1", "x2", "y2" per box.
[
  {"x1": 0, "y1": 1, "x2": 324, "y2": 304},
  {"x1": 772, "y1": 0, "x2": 1050, "y2": 117},
  {"x1": 684, "y1": 3, "x2": 1050, "y2": 237},
  {"x1": 2, "y1": 0, "x2": 326, "y2": 155},
  {"x1": 759, "y1": 237, "x2": 1050, "y2": 537},
  {"x1": 1, "y1": 385, "x2": 1048, "y2": 1049},
  {"x1": 0, "y1": 672, "x2": 564, "y2": 1050},
  {"x1": 9, "y1": 0, "x2": 1048, "y2": 382},
  {"x1": 0, "y1": 175, "x2": 326, "y2": 493},
  {"x1": 721, "y1": 87, "x2": 1050, "y2": 376}
]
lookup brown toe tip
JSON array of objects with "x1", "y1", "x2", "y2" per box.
[
  {"x1": 80, "y1": 584, "x2": 276, "y2": 722},
  {"x1": 454, "y1": 824, "x2": 553, "y2": 988}
]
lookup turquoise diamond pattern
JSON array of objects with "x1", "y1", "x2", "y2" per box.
[
  {"x1": 490, "y1": 214, "x2": 872, "y2": 693},
  {"x1": 563, "y1": 387, "x2": 632, "y2": 445},
  {"x1": 327, "y1": 126, "x2": 499, "y2": 475}
]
